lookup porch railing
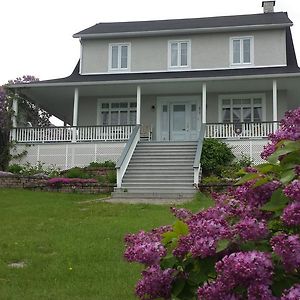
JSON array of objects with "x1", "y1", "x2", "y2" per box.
[
  {"x1": 205, "y1": 121, "x2": 279, "y2": 139},
  {"x1": 10, "y1": 125, "x2": 135, "y2": 143}
]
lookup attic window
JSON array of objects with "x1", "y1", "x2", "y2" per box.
[
  {"x1": 109, "y1": 43, "x2": 130, "y2": 71},
  {"x1": 230, "y1": 37, "x2": 253, "y2": 66}
]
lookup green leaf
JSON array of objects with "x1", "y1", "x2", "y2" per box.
[
  {"x1": 173, "y1": 220, "x2": 189, "y2": 236},
  {"x1": 255, "y1": 163, "x2": 278, "y2": 174},
  {"x1": 268, "y1": 141, "x2": 300, "y2": 164},
  {"x1": 160, "y1": 255, "x2": 178, "y2": 269},
  {"x1": 171, "y1": 278, "x2": 186, "y2": 297},
  {"x1": 280, "y1": 169, "x2": 296, "y2": 184},
  {"x1": 252, "y1": 177, "x2": 270, "y2": 188},
  {"x1": 236, "y1": 173, "x2": 260, "y2": 185},
  {"x1": 216, "y1": 239, "x2": 230, "y2": 253},
  {"x1": 162, "y1": 231, "x2": 178, "y2": 245},
  {"x1": 261, "y1": 188, "x2": 289, "y2": 212}
]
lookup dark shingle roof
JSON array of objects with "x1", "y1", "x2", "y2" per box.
[{"x1": 73, "y1": 12, "x2": 292, "y2": 38}]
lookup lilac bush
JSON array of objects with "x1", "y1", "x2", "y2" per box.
[{"x1": 124, "y1": 108, "x2": 300, "y2": 300}]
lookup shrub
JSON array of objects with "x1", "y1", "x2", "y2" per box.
[
  {"x1": 124, "y1": 108, "x2": 300, "y2": 300},
  {"x1": 88, "y1": 160, "x2": 116, "y2": 169},
  {"x1": 200, "y1": 138, "x2": 235, "y2": 176},
  {"x1": 7, "y1": 162, "x2": 60, "y2": 177},
  {"x1": 8, "y1": 163, "x2": 24, "y2": 174},
  {"x1": 64, "y1": 167, "x2": 90, "y2": 179},
  {"x1": 106, "y1": 170, "x2": 117, "y2": 184}
]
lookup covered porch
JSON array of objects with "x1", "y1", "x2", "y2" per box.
[{"x1": 10, "y1": 74, "x2": 300, "y2": 143}]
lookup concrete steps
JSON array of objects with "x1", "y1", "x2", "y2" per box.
[{"x1": 112, "y1": 141, "x2": 197, "y2": 199}]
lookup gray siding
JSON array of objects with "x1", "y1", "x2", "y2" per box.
[{"x1": 80, "y1": 29, "x2": 286, "y2": 74}]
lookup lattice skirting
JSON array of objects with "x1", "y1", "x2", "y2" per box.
[
  {"x1": 225, "y1": 139, "x2": 268, "y2": 164},
  {"x1": 11, "y1": 142, "x2": 125, "y2": 170}
]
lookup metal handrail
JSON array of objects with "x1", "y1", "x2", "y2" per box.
[{"x1": 193, "y1": 125, "x2": 206, "y2": 186}]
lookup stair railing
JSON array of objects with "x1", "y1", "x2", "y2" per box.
[
  {"x1": 116, "y1": 125, "x2": 140, "y2": 188},
  {"x1": 193, "y1": 125, "x2": 206, "y2": 187}
]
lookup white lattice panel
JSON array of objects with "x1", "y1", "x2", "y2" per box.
[
  {"x1": 225, "y1": 139, "x2": 268, "y2": 165},
  {"x1": 12, "y1": 142, "x2": 125, "y2": 170}
]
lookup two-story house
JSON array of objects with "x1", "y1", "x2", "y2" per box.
[{"x1": 10, "y1": 1, "x2": 300, "y2": 197}]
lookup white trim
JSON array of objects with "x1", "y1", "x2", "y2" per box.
[
  {"x1": 72, "y1": 88, "x2": 79, "y2": 126},
  {"x1": 230, "y1": 36, "x2": 254, "y2": 67},
  {"x1": 79, "y1": 64, "x2": 287, "y2": 76},
  {"x1": 79, "y1": 39, "x2": 83, "y2": 75},
  {"x1": 108, "y1": 42, "x2": 131, "y2": 72},
  {"x1": 136, "y1": 86, "x2": 141, "y2": 125},
  {"x1": 73, "y1": 23, "x2": 292, "y2": 39},
  {"x1": 12, "y1": 72, "x2": 300, "y2": 88},
  {"x1": 202, "y1": 83, "x2": 207, "y2": 124},
  {"x1": 168, "y1": 40, "x2": 191, "y2": 70},
  {"x1": 272, "y1": 79, "x2": 278, "y2": 131},
  {"x1": 218, "y1": 93, "x2": 266, "y2": 123}
]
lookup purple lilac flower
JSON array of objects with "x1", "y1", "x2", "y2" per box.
[
  {"x1": 281, "y1": 202, "x2": 300, "y2": 226},
  {"x1": 281, "y1": 284, "x2": 300, "y2": 300},
  {"x1": 151, "y1": 225, "x2": 173, "y2": 235},
  {"x1": 198, "y1": 251, "x2": 273, "y2": 300},
  {"x1": 295, "y1": 165, "x2": 300, "y2": 176},
  {"x1": 173, "y1": 208, "x2": 231, "y2": 258},
  {"x1": 284, "y1": 180, "x2": 300, "y2": 202},
  {"x1": 247, "y1": 284, "x2": 276, "y2": 300},
  {"x1": 170, "y1": 207, "x2": 192, "y2": 221},
  {"x1": 261, "y1": 108, "x2": 300, "y2": 159},
  {"x1": 135, "y1": 265, "x2": 175, "y2": 300},
  {"x1": 271, "y1": 234, "x2": 300, "y2": 272},
  {"x1": 124, "y1": 231, "x2": 166, "y2": 265},
  {"x1": 234, "y1": 217, "x2": 269, "y2": 241},
  {"x1": 47, "y1": 177, "x2": 97, "y2": 186},
  {"x1": 245, "y1": 166, "x2": 258, "y2": 173}
]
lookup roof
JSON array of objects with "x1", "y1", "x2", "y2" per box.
[{"x1": 73, "y1": 12, "x2": 292, "y2": 38}]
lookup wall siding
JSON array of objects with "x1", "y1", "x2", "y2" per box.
[{"x1": 80, "y1": 29, "x2": 286, "y2": 73}]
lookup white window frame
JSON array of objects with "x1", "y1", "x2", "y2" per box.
[
  {"x1": 168, "y1": 40, "x2": 191, "y2": 70},
  {"x1": 108, "y1": 43, "x2": 131, "y2": 72},
  {"x1": 218, "y1": 93, "x2": 266, "y2": 123},
  {"x1": 230, "y1": 36, "x2": 254, "y2": 67},
  {"x1": 97, "y1": 99, "x2": 137, "y2": 125}
]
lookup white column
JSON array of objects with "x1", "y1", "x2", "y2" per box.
[
  {"x1": 202, "y1": 83, "x2": 207, "y2": 124},
  {"x1": 136, "y1": 85, "x2": 141, "y2": 125},
  {"x1": 72, "y1": 88, "x2": 79, "y2": 142},
  {"x1": 11, "y1": 95, "x2": 18, "y2": 141},
  {"x1": 272, "y1": 79, "x2": 278, "y2": 131}
]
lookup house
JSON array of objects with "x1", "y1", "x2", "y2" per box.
[{"x1": 9, "y1": 1, "x2": 300, "y2": 197}]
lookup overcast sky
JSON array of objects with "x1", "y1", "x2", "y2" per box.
[{"x1": 1, "y1": 0, "x2": 300, "y2": 86}]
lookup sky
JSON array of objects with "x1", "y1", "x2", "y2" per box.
[{"x1": 1, "y1": 0, "x2": 300, "y2": 86}]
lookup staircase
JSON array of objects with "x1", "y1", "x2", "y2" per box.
[{"x1": 112, "y1": 141, "x2": 197, "y2": 199}]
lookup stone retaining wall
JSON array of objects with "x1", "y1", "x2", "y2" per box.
[{"x1": 0, "y1": 174, "x2": 114, "y2": 194}]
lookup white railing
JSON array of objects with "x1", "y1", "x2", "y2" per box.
[
  {"x1": 10, "y1": 125, "x2": 135, "y2": 143},
  {"x1": 205, "y1": 122, "x2": 279, "y2": 139}
]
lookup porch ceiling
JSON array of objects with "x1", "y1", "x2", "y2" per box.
[{"x1": 18, "y1": 76, "x2": 300, "y2": 124}]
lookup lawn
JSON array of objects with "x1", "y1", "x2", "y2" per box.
[{"x1": 0, "y1": 189, "x2": 209, "y2": 300}]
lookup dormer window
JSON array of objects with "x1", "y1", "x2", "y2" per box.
[
  {"x1": 230, "y1": 37, "x2": 253, "y2": 66},
  {"x1": 168, "y1": 40, "x2": 191, "y2": 69},
  {"x1": 109, "y1": 43, "x2": 130, "y2": 71}
]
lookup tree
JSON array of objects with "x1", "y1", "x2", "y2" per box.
[{"x1": 0, "y1": 75, "x2": 51, "y2": 170}]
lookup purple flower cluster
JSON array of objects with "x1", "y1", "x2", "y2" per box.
[
  {"x1": 124, "y1": 230, "x2": 166, "y2": 265},
  {"x1": 8, "y1": 75, "x2": 39, "y2": 85},
  {"x1": 233, "y1": 217, "x2": 268, "y2": 241},
  {"x1": 261, "y1": 108, "x2": 300, "y2": 159},
  {"x1": 135, "y1": 265, "x2": 175, "y2": 300},
  {"x1": 198, "y1": 251, "x2": 274, "y2": 300},
  {"x1": 284, "y1": 180, "x2": 300, "y2": 202},
  {"x1": 281, "y1": 202, "x2": 300, "y2": 226},
  {"x1": 174, "y1": 207, "x2": 231, "y2": 258},
  {"x1": 271, "y1": 234, "x2": 300, "y2": 272},
  {"x1": 47, "y1": 177, "x2": 97, "y2": 186},
  {"x1": 170, "y1": 207, "x2": 192, "y2": 221},
  {"x1": 281, "y1": 284, "x2": 300, "y2": 300}
]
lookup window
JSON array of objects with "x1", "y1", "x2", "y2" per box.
[
  {"x1": 109, "y1": 43, "x2": 130, "y2": 71},
  {"x1": 168, "y1": 40, "x2": 191, "y2": 69},
  {"x1": 219, "y1": 94, "x2": 265, "y2": 123},
  {"x1": 230, "y1": 37, "x2": 253, "y2": 66},
  {"x1": 98, "y1": 100, "x2": 137, "y2": 125}
]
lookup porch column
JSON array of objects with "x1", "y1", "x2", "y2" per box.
[
  {"x1": 72, "y1": 88, "x2": 79, "y2": 142},
  {"x1": 136, "y1": 85, "x2": 141, "y2": 125},
  {"x1": 11, "y1": 94, "x2": 18, "y2": 141},
  {"x1": 202, "y1": 83, "x2": 207, "y2": 124},
  {"x1": 272, "y1": 79, "x2": 278, "y2": 131}
]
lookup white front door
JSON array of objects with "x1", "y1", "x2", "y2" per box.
[{"x1": 158, "y1": 97, "x2": 200, "y2": 141}]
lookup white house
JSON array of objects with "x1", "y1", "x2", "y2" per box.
[{"x1": 9, "y1": 1, "x2": 300, "y2": 197}]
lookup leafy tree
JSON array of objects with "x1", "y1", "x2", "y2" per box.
[{"x1": 0, "y1": 75, "x2": 51, "y2": 170}]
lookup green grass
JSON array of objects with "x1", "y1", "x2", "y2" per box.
[{"x1": 0, "y1": 189, "x2": 211, "y2": 300}]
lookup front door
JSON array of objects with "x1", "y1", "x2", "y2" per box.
[{"x1": 158, "y1": 100, "x2": 199, "y2": 141}]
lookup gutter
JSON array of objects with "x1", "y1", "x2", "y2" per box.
[{"x1": 73, "y1": 23, "x2": 292, "y2": 39}]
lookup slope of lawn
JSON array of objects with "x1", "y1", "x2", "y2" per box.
[{"x1": 0, "y1": 189, "x2": 210, "y2": 300}]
